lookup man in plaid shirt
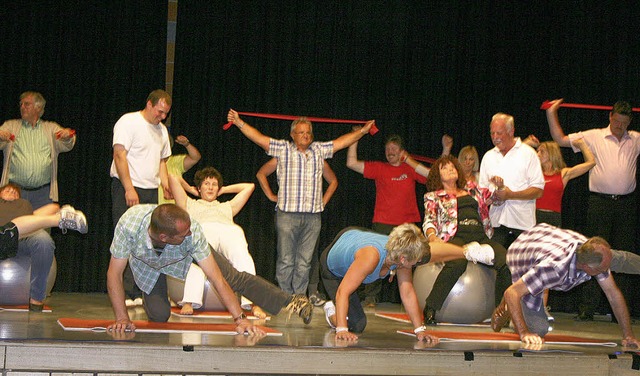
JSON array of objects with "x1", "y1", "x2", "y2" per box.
[
  {"x1": 227, "y1": 109, "x2": 374, "y2": 295},
  {"x1": 106, "y1": 204, "x2": 262, "y2": 335},
  {"x1": 492, "y1": 223, "x2": 640, "y2": 347}
]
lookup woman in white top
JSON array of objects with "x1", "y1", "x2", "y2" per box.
[{"x1": 169, "y1": 167, "x2": 264, "y2": 317}]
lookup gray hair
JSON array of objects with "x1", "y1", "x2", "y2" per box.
[{"x1": 21, "y1": 91, "x2": 46, "y2": 117}]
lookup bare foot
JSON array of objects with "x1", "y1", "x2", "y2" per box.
[
  {"x1": 180, "y1": 303, "x2": 194, "y2": 315},
  {"x1": 251, "y1": 305, "x2": 267, "y2": 319}
]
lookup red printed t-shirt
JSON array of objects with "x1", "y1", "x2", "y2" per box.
[{"x1": 363, "y1": 161, "x2": 426, "y2": 225}]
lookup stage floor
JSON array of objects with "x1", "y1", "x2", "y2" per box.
[{"x1": 1, "y1": 292, "x2": 640, "y2": 375}]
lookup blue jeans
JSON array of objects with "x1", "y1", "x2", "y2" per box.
[
  {"x1": 16, "y1": 229, "x2": 55, "y2": 301},
  {"x1": 19, "y1": 184, "x2": 52, "y2": 211},
  {"x1": 275, "y1": 211, "x2": 321, "y2": 294}
]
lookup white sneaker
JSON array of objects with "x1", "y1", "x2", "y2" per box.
[
  {"x1": 125, "y1": 297, "x2": 143, "y2": 307},
  {"x1": 59, "y1": 205, "x2": 88, "y2": 234},
  {"x1": 323, "y1": 301, "x2": 336, "y2": 329},
  {"x1": 464, "y1": 242, "x2": 494, "y2": 265}
]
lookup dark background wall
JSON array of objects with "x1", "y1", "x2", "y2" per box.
[{"x1": 1, "y1": 1, "x2": 639, "y2": 295}]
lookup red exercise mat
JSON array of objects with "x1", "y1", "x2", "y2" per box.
[
  {"x1": 398, "y1": 329, "x2": 617, "y2": 347},
  {"x1": 57, "y1": 318, "x2": 282, "y2": 336},
  {"x1": 170, "y1": 307, "x2": 270, "y2": 320}
]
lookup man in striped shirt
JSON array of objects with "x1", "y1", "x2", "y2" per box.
[
  {"x1": 0, "y1": 91, "x2": 76, "y2": 209},
  {"x1": 227, "y1": 109, "x2": 374, "y2": 295},
  {"x1": 492, "y1": 223, "x2": 639, "y2": 347}
]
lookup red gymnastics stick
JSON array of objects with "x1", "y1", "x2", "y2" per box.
[
  {"x1": 223, "y1": 111, "x2": 379, "y2": 135},
  {"x1": 540, "y1": 100, "x2": 640, "y2": 112}
]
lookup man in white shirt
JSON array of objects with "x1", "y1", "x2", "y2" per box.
[{"x1": 479, "y1": 112, "x2": 545, "y2": 248}]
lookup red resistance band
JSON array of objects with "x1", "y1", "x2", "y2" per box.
[
  {"x1": 7, "y1": 128, "x2": 75, "y2": 142},
  {"x1": 540, "y1": 100, "x2": 640, "y2": 112},
  {"x1": 223, "y1": 111, "x2": 379, "y2": 135},
  {"x1": 410, "y1": 154, "x2": 436, "y2": 164}
]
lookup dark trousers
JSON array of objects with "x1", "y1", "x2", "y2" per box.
[
  {"x1": 581, "y1": 192, "x2": 638, "y2": 316},
  {"x1": 491, "y1": 225, "x2": 524, "y2": 250},
  {"x1": 144, "y1": 249, "x2": 292, "y2": 322},
  {"x1": 425, "y1": 233, "x2": 510, "y2": 311},
  {"x1": 320, "y1": 227, "x2": 372, "y2": 333},
  {"x1": 111, "y1": 177, "x2": 161, "y2": 299}
]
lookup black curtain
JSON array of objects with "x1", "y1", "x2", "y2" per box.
[
  {"x1": 2, "y1": 1, "x2": 639, "y2": 295},
  {"x1": 0, "y1": 1, "x2": 167, "y2": 292},
  {"x1": 171, "y1": 1, "x2": 640, "y2": 285}
]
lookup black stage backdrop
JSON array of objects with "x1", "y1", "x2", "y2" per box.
[
  {"x1": 1, "y1": 2, "x2": 640, "y2": 306},
  {"x1": 0, "y1": 1, "x2": 167, "y2": 292},
  {"x1": 170, "y1": 1, "x2": 640, "y2": 289}
]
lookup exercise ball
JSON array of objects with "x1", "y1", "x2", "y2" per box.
[
  {"x1": 167, "y1": 275, "x2": 226, "y2": 311},
  {"x1": 46, "y1": 256, "x2": 57, "y2": 296},
  {"x1": 413, "y1": 261, "x2": 496, "y2": 324},
  {"x1": 0, "y1": 257, "x2": 31, "y2": 305}
]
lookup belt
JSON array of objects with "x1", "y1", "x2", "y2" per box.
[
  {"x1": 591, "y1": 191, "x2": 633, "y2": 201},
  {"x1": 459, "y1": 219, "x2": 480, "y2": 226},
  {"x1": 19, "y1": 183, "x2": 50, "y2": 192}
]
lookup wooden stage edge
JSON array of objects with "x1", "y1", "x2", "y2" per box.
[
  {"x1": 2, "y1": 341, "x2": 639, "y2": 375},
  {"x1": 2, "y1": 293, "x2": 640, "y2": 375}
]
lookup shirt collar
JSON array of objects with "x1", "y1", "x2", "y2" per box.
[
  {"x1": 604, "y1": 125, "x2": 631, "y2": 141},
  {"x1": 21, "y1": 118, "x2": 41, "y2": 128}
]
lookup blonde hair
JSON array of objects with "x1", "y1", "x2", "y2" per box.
[
  {"x1": 458, "y1": 145, "x2": 479, "y2": 172},
  {"x1": 385, "y1": 223, "x2": 430, "y2": 264},
  {"x1": 539, "y1": 141, "x2": 567, "y2": 171}
]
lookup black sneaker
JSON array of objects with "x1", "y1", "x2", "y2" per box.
[
  {"x1": 309, "y1": 292, "x2": 327, "y2": 307},
  {"x1": 575, "y1": 310, "x2": 594, "y2": 321}
]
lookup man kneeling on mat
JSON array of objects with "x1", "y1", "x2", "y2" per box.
[
  {"x1": 492, "y1": 223, "x2": 640, "y2": 347},
  {"x1": 107, "y1": 204, "x2": 269, "y2": 334}
]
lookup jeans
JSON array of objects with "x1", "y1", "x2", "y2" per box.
[
  {"x1": 275, "y1": 211, "x2": 321, "y2": 294},
  {"x1": 18, "y1": 184, "x2": 52, "y2": 211},
  {"x1": 522, "y1": 303, "x2": 550, "y2": 337},
  {"x1": 17, "y1": 229, "x2": 55, "y2": 301}
]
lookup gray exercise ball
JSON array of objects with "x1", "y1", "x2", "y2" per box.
[
  {"x1": 0, "y1": 257, "x2": 31, "y2": 305},
  {"x1": 413, "y1": 261, "x2": 496, "y2": 324},
  {"x1": 46, "y1": 256, "x2": 57, "y2": 296}
]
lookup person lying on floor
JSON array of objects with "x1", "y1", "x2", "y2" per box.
[
  {"x1": 492, "y1": 223, "x2": 640, "y2": 347},
  {"x1": 106, "y1": 204, "x2": 312, "y2": 334},
  {"x1": 0, "y1": 183, "x2": 87, "y2": 311}
]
